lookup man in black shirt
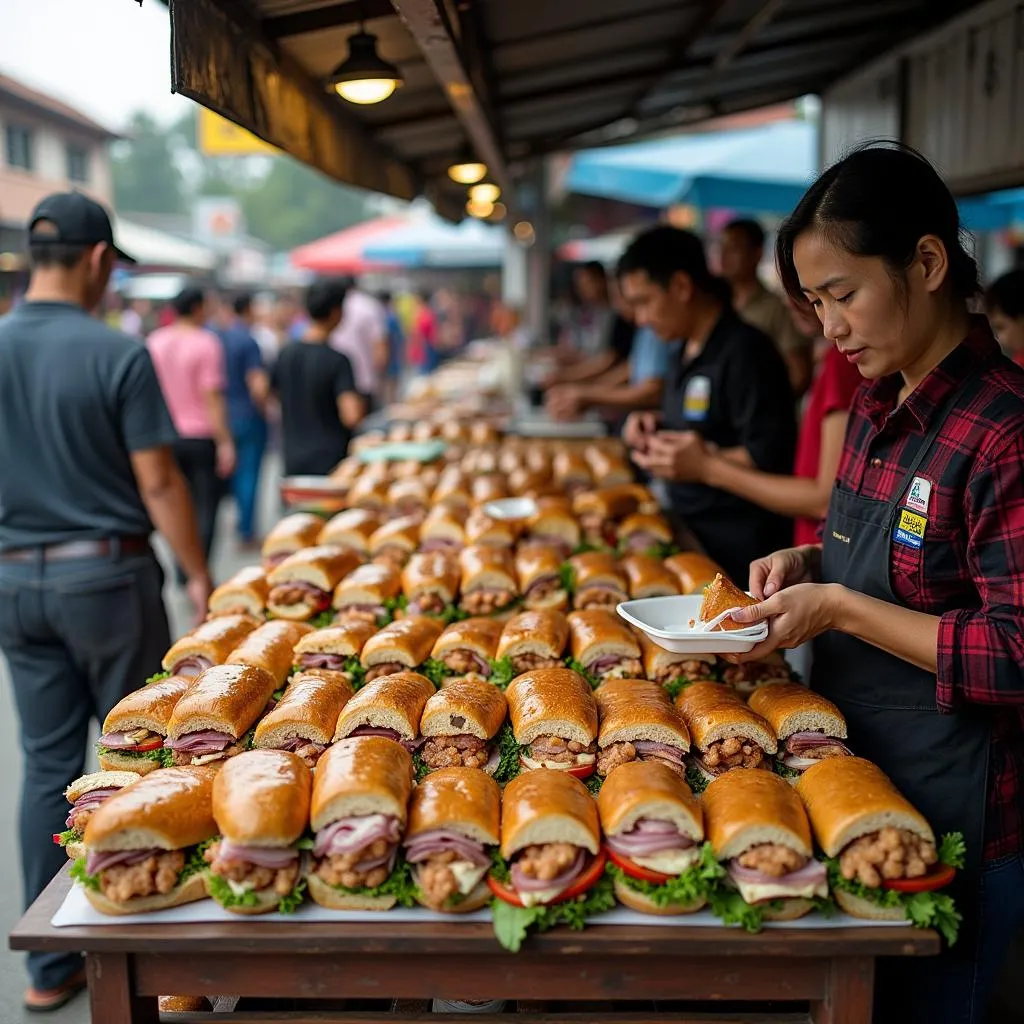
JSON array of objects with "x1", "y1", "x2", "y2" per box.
[
  {"x1": 620, "y1": 226, "x2": 796, "y2": 581},
  {"x1": 272, "y1": 279, "x2": 366, "y2": 476},
  {"x1": 0, "y1": 193, "x2": 210, "y2": 1010}
]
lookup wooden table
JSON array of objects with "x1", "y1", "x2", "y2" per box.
[{"x1": 10, "y1": 870, "x2": 939, "y2": 1024}]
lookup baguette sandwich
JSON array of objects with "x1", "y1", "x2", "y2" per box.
[
  {"x1": 332, "y1": 671, "x2": 436, "y2": 749},
  {"x1": 418, "y1": 677, "x2": 508, "y2": 776},
  {"x1": 402, "y1": 551, "x2": 461, "y2": 616},
  {"x1": 162, "y1": 614, "x2": 260, "y2": 677},
  {"x1": 426, "y1": 617, "x2": 504, "y2": 685},
  {"x1": 465, "y1": 510, "x2": 517, "y2": 549},
  {"x1": 585, "y1": 448, "x2": 632, "y2": 487},
  {"x1": 332, "y1": 563, "x2": 403, "y2": 626},
  {"x1": 552, "y1": 451, "x2": 593, "y2": 495},
  {"x1": 204, "y1": 750, "x2": 313, "y2": 913},
  {"x1": 292, "y1": 621, "x2": 376, "y2": 680},
  {"x1": 622, "y1": 554, "x2": 681, "y2": 600},
  {"x1": 617, "y1": 513, "x2": 673, "y2": 556},
  {"x1": 638, "y1": 632, "x2": 717, "y2": 693},
  {"x1": 458, "y1": 545, "x2": 518, "y2": 616},
  {"x1": 56, "y1": 770, "x2": 141, "y2": 860},
  {"x1": 267, "y1": 546, "x2": 363, "y2": 623},
  {"x1": 664, "y1": 552, "x2": 723, "y2": 595},
  {"x1": 719, "y1": 652, "x2": 792, "y2": 696},
  {"x1": 523, "y1": 498, "x2": 580, "y2": 559},
  {"x1": 595, "y1": 678, "x2": 690, "y2": 777},
  {"x1": 208, "y1": 566, "x2": 269, "y2": 620},
  {"x1": 369, "y1": 516, "x2": 421, "y2": 569},
  {"x1": 262, "y1": 512, "x2": 323, "y2": 569},
  {"x1": 225, "y1": 620, "x2": 314, "y2": 689},
  {"x1": 471, "y1": 475, "x2": 507, "y2": 506},
  {"x1": 568, "y1": 552, "x2": 628, "y2": 611},
  {"x1": 346, "y1": 475, "x2": 390, "y2": 514},
  {"x1": 567, "y1": 609, "x2": 642, "y2": 684},
  {"x1": 360, "y1": 615, "x2": 445, "y2": 684},
  {"x1": 318, "y1": 508, "x2": 381, "y2": 556},
  {"x1": 495, "y1": 608, "x2": 570, "y2": 677},
  {"x1": 572, "y1": 486, "x2": 644, "y2": 544},
  {"x1": 97, "y1": 675, "x2": 192, "y2": 773},
  {"x1": 516, "y1": 546, "x2": 569, "y2": 612},
  {"x1": 419, "y1": 506, "x2": 466, "y2": 554},
  {"x1": 387, "y1": 478, "x2": 430, "y2": 518}
]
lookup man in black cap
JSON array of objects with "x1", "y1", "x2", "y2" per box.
[{"x1": 0, "y1": 193, "x2": 211, "y2": 1011}]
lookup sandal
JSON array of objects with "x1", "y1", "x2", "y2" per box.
[{"x1": 23, "y1": 968, "x2": 87, "y2": 1013}]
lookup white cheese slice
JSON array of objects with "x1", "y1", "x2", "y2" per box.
[
  {"x1": 732, "y1": 876, "x2": 829, "y2": 904},
  {"x1": 520, "y1": 752, "x2": 596, "y2": 771},
  {"x1": 191, "y1": 752, "x2": 228, "y2": 766},
  {"x1": 227, "y1": 879, "x2": 254, "y2": 897},
  {"x1": 519, "y1": 884, "x2": 571, "y2": 907},
  {"x1": 448, "y1": 861, "x2": 489, "y2": 895},
  {"x1": 630, "y1": 846, "x2": 701, "y2": 875}
]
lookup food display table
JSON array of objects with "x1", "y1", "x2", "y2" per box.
[{"x1": 11, "y1": 869, "x2": 939, "y2": 1024}]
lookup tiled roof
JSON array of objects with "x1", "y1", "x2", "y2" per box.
[{"x1": 0, "y1": 72, "x2": 118, "y2": 138}]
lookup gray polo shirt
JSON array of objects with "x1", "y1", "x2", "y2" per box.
[{"x1": 0, "y1": 301, "x2": 177, "y2": 549}]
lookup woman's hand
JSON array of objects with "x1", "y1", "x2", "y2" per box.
[
  {"x1": 728, "y1": 582, "x2": 845, "y2": 662},
  {"x1": 748, "y1": 546, "x2": 818, "y2": 599},
  {"x1": 631, "y1": 431, "x2": 710, "y2": 483},
  {"x1": 623, "y1": 411, "x2": 659, "y2": 453}
]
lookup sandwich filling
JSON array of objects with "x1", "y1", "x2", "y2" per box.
[
  {"x1": 522, "y1": 535, "x2": 572, "y2": 560},
  {"x1": 507, "y1": 843, "x2": 591, "y2": 906},
  {"x1": 363, "y1": 661, "x2": 414, "y2": 683},
  {"x1": 346, "y1": 724, "x2": 422, "y2": 753},
  {"x1": 720, "y1": 662, "x2": 790, "y2": 691},
  {"x1": 510, "y1": 652, "x2": 564, "y2": 674},
  {"x1": 578, "y1": 512, "x2": 610, "y2": 544},
  {"x1": 373, "y1": 545, "x2": 411, "y2": 569},
  {"x1": 440, "y1": 649, "x2": 491, "y2": 677},
  {"x1": 421, "y1": 732, "x2": 499, "y2": 772},
  {"x1": 405, "y1": 829, "x2": 491, "y2": 909},
  {"x1": 621, "y1": 531, "x2": 669, "y2": 554},
  {"x1": 573, "y1": 584, "x2": 627, "y2": 611},
  {"x1": 333, "y1": 602, "x2": 387, "y2": 625},
  {"x1": 597, "y1": 740, "x2": 686, "y2": 777},
  {"x1": 406, "y1": 592, "x2": 449, "y2": 614},
  {"x1": 584, "y1": 653, "x2": 643, "y2": 682},
  {"x1": 296, "y1": 651, "x2": 349, "y2": 671},
  {"x1": 418, "y1": 538, "x2": 461, "y2": 554},
  {"x1": 98, "y1": 727, "x2": 166, "y2": 754},
  {"x1": 519, "y1": 735, "x2": 597, "y2": 771},
  {"x1": 461, "y1": 587, "x2": 516, "y2": 615},
  {"x1": 606, "y1": 819, "x2": 700, "y2": 875},
  {"x1": 80, "y1": 847, "x2": 192, "y2": 903},
  {"x1": 725, "y1": 844, "x2": 828, "y2": 904},
  {"x1": 311, "y1": 813, "x2": 402, "y2": 890},
  {"x1": 274, "y1": 734, "x2": 328, "y2": 768},
  {"x1": 523, "y1": 575, "x2": 566, "y2": 606},
  {"x1": 691, "y1": 738, "x2": 766, "y2": 777},
  {"x1": 204, "y1": 838, "x2": 302, "y2": 905},
  {"x1": 268, "y1": 581, "x2": 332, "y2": 616},
  {"x1": 779, "y1": 731, "x2": 853, "y2": 771},
  {"x1": 165, "y1": 730, "x2": 245, "y2": 766},
  {"x1": 837, "y1": 827, "x2": 937, "y2": 888},
  {"x1": 652, "y1": 660, "x2": 714, "y2": 685},
  {"x1": 170, "y1": 655, "x2": 213, "y2": 677},
  {"x1": 58, "y1": 788, "x2": 121, "y2": 845},
  {"x1": 263, "y1": 550, "x2": 294, "y2": 569}
]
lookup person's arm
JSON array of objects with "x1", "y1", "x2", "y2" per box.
[
  {"x1": 783, "y1": 346, "x2": 813, "y2": 399},
  {"x1": 200, "y1": 334, "x2": 235, "y2": 476},
  {"x1": 547, "y1": 350, "x2": 618, "y2": 385},
  {"x1": 578, "y1": 378, "x2": 662, "y2": 411},
  {"x1": 334, "y1": 353, "x2": 365, "y2": 430},
  {"x1": 246, "y1": 367, "x2": 270, "y2": 412}
]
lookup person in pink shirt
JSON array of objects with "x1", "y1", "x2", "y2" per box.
[
  {"x1": 329, "y1": 282, "x2": 387, "y2": 404},
  {"x1": 147, "y1": 286, "x2": 235, "y2": 577}
]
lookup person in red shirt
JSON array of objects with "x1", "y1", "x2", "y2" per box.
[
  {"x1": 985, "y1": 268, "x2": 1024, "y2": 368},
  {"x1": 727, "y1": 144, "x2": 1024, "y2": 1024}
]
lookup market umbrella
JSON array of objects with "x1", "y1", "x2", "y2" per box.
[
  {"x1": 289, "y1": 215, "x2": 408, "y2": 274},
  {"x1": 363, "y1": 214, "x2": 505, "y2": 268}
]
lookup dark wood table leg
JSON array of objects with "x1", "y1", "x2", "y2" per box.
[
  {"x1": 86, "y1": 953, "x2": 159, "y2": 1024},
  {"x1": 811, "y1": 956, "x2": 875, "y2": 1024}
]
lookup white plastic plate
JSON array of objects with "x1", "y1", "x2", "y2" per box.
[
  {"x1": 483, "y1": 497, "x2": 538, "y2": 521},
  {"x1": 616, "y1": 595, "x2": 768, "y2": 654}
]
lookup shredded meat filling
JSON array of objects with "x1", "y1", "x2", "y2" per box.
[
  {"x1": 512, "y1": 653, "x2": 564, "y2": 673},
  {"x1": 655, "y1": 660, "x2": 713, "y2": 684},
  {"x1": 462, "y1": 590, "x2": 514, "y2": 615},
  {"x1": 417, "y1": 850, "x2": 460, "y2": 909},
  {"x1": 314, "y1": 838, "x2": 393, "y2": 889},
  {"x1": 795, "y1": 743, "x2": 850, "y2": 760},
  {"x1": 516, "y1": 843, "x2": 578, "y2": 882},
  {"x1": 525, "y1": 578, "x2": 562, "y2": 602},
  {"x1": 269, "y1": 584, "x2": 324, "y2": 607},
  {"x1": 573, "y1": 587, "x2": 625, "y2": 610},
  {"x1": 442, "y1": 650, "x2": 489, "y2": 675},
  {"x1": 364, "y1": 662, "x2": 405, "y2": 682},
  {"x1": 736, "y1": 843, "x2": 806, "y2": 878},
  {"x1": 528, "y1": 735, "x2": 596, "y2": 764},
  {"x1": 839, "y1": 827, "x2": 937, "y2": 888},
  {"x1": 702, "y1": 737, "x2": 764, "y2": 770},
  {"x1": 413, "y1": 593, "x2": 446, "y2": 613},
  {"x1": 204, "y1": 841, "x2": 300, "y2": 896},
  {"x1": 170, "y1": 740, "x2": 246, "y2": 767},
  {"x1": 100, "y1": 851, "x2": 184, "y2": 902},
  {"x1": 596, "y1": 741, "x2": 636, "y2": 776},
  {"x1": 593, "y1": 658, "x2": 643, "y2": 680},
  {"x1": 373, "y1": 547, "x2": 409, "y2": 570},
  {"x1": 421, "y1": 735, "x2": 490, "y2": 769}
]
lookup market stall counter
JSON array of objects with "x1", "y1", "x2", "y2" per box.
[{"x1": 12, "y1": 868, "x2": 937, "y2": 1024}]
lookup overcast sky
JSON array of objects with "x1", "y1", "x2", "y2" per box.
[{"x1": 0, "y1": 0, "x2": 193, "y2": 130}]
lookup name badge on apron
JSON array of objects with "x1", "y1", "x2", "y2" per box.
[
  {"x1": 893, "y1": 508, "x2": 927, "y2": 550},
  {"x1": 683, "y1": 375, "x2": 711, "y2": 421}
]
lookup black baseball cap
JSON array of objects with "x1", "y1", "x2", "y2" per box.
[{"x1": 28, "y1": 192, "x2": 136, "y2": 264}]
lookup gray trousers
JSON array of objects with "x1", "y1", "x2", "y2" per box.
[{"x1": 0, "y1": 549, "x2": 170, "y2": 990}]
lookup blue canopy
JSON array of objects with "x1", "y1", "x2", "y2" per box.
[
  {"x1": 957, "y1": 188, "x2": 1024, "y2": 232},
  {"x1": 565, "y1": 121, "x2": 818, "y2": 214},
  {"x1": 363, "y1": 214, "x2": 505, "y2": 268}
]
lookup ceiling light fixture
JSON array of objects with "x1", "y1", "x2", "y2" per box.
[
  {"x1": 466, "y1": 198, "x2": 495, "y2": 219},
  {"x1": 468, "y1": 181, "x2": 500, "y2": 204},
  {"x1": 328, "y1": 28, "x2": 403, "y2": 105}
]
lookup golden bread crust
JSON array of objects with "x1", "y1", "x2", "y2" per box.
[
  {"x1": 333, "y1": 671, "x2": 436, "y2": 740},
  {"x1": 506, "y1": 668, "x2": 598, "y2": 743},
  {"x1": 597, "y1": 759, "x2": 702, "y2": 838},
  {"x1": 225, "y1": 620, "x2": 313, "y2": 686},
  {"x1": 674, "y1": 681, "x2": 776, "y2": 752},
  {"x1": 500, "y1": 769, "x2": 599, "y2": 858},
  {"x1": 361, "y1": 615, "x2": 445, "y2": 667},
  {"x1": 406, "y1": 767, "x2": 500, "y2": 843},
  {"x1": 664, "y1": 553, "x2": 723, "y2": 594},
  {"x1": 311, "y1": 735, "x2": 413, "y2": 829},
  {"x1": 253, "y1": 671, "x2": 354, "y2": 748},
  {"x1": 595, "y1": 678, "x2": 690, "y2": 748},
  {"x1": 162, "y1": 615, "x2": 260, "y2": 672},
  {"x1": 496, "y1": 609, "x2": 570, "y2": 660},
  {"x1": 102, "y1": 676, "x2": 192, "y2": 733},
  {"x1": 166, "y1": 664, "x2": 277, "y2": 740},
  {"x1": 567, "y1": 609, "x2": 640, "y2": 663},
  {"x1": 420, "y1": 677, "x2": 508, "y2": 738},
  {"x1": 431, "y1": 617, "x2": 504, "y2": 660},
  {"x1": 212, "y1": 749, "x2": 312, "y2": 844}
]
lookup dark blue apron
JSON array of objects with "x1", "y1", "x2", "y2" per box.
[{"x1": 813, "y1": 378, "x2": 991, "y2": 1023}]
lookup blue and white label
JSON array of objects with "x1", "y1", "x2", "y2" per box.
[
  {"x1": 683, "y1": 375, "x2": 711, "y2": 421},
  {"x1": 893, "y1": 509, "x2": 926, "y2": 550}
]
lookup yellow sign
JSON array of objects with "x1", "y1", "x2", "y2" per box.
[
  {"x1": 197, "y1": 108, "x2": 278, "y2": 157},
  {"x1": 898, "y1": 510, "x2": 927, "y2": 539}
]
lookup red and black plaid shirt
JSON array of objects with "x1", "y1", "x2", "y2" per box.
[{"x1": 835, "y1": 320, "x2": 1024, "y2": 862}]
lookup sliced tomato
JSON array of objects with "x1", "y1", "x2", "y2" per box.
[
  {"x1": 883, "y1": 863, "x2": 956, "y2": 893},
  {"x1": 52, "y1": 833, "x2": 64, "y2": 845},
  {"x1": 488, "y1": 849, "x2": 608, "y2": 908},
  {"x1": 605, "y1": 846, "x2": 672, "y2": 884},
  {"x1": 566, "y1": 762, "x2": 595, "y2": 780},
  {"x1": 128, "y1": 738, "x2": 164, "y2": 753}
]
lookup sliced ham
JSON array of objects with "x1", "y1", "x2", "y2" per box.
[
  {"x1": 623, "y1": 532, "x2": 663, "y2": 552},
  {"x1": 67, "y1": 788, "x2": 121, "y2": 829},
  {"x1": 86, "y1": 847, "x2": 162, "y2": 874},
  {"x1": 217, "y1": 839, "x2": 299, "y2": 869},
  {"x1": 269, "y1": 581, "x2": 331, "y2": 610},
  {"x1": 171, "y1": 655, "x2": 213, "y2": 677},
  {"x1": 524, "y1": 574, "x2": 561, "y2": 598},
  {"x1": 588, "y1": 654, "x2": 627, "y2": 674},
  {"x1": 165, "y1": 730, "x2": 234, "y2": 754},
  {"x1": 405, "y1": 829, "x2": 489, "y2": 867},
  {"x1": 298, "y1": 652, "x2": 348, "y2": 670},
  {"x1": 98, "y1": 730, "x2": 158, "y2": 749},
  {"x1": 511, "y1": 848, "x2": 585, "y2": 894},
  {"x1": 728, "y1": 857, "x2": 826, "y2": 889},
  {"x1": 313, "y1": 814, "x2": 402, "y2": 858},
  {"x1": 785, "y1": 732, "x2": 853, "y2": 757},
  {"x1": 633, "y1": 740, "x2": 685, "y2": 764},
  {"x1": 347, "y1": 725, "x2": 401, "y2": 742}
]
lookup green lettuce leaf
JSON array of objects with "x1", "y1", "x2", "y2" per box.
[
  {"x1": 278, "y1": 879, "x2": 307, "y2": 914},
  {"x1": 662, "y1": 677, "x2": 699, "y2": 701},
  {"x1": 489, "y1": 657, "x2": 517, "y2": 689},
  {"x1": 772, "y1": 759, "x2": 803, "y2": 781},
  {"x1": 434, "y1": 605, "x2": 469, "y2": 626},
  {"x1": 421, "y1": 658, "x2": 453, "y2": 688},
  {"x1": 70, "y1": 856, "x2": 100, "y2": 892},
  {"x1": 938, "y1": 832, "x2": 966, "y2": 870},
  {"x1": 571, "y1": 541, "x2": 611, "y2": 557},
  {"x1": 685, "y1": 763, "x2": 709, "y2": 795},
  {"x1": 707, "y1": 887, "x2": 773, "y2": 933},
  {"x1": 325, "y1": 857, "x2": 418, "y2": 908},
  {"x1": 413, "y1": 752, "x2": 431, "y2": 782},
  {"x1": 181, "y1": 839, "x2": 215, "y2": 884},
  {"x1": 310, "y1": 611, "x2": 335, "y2": 629},
  {"x1": 643, "y1": 543, "x2": 680, "y2": 560},
  {"x1": 271, "y1": 686, "x2": 287, "y2": 703},
  {"x1": 295, "y1": 836, "x2": 315, "y2": 850},
  {"x1": 564, "y1": 658, "x2": 599, "y2": 689},
  {"x1": 585, "y1": 773, "x2": 604, "y2": 795},
  {"x1": 96, "y1": 744, "x2": 174, "y2": 769},
  {"x1": 344, "y1": 657, "x2": 366, "y2": 689},
  {"x1": 145, "y1": 670, "x2": 172, "y2": 684},
  {"x1": 54, "y1": 828, "x2": 80, "y2": 848},
  {"x1": 558, "y1": 563, "x2": 577, "y2": 595},
  {"x1": 206, "y1": 872, "x2": 262, "y2": 910},
  {"x1": 493, "y1": 722, "x2": 522, "y2": 784},
  {"x1": 607, "y1": 841, "x2": 724, "y2": 909}
]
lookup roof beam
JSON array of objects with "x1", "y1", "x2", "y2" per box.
[
  {"x1": 263, "y1": 0, "x2": 396, "y2": 39},
  {"x1": 388, "y1": 0, "x2": 513, "y2": 199},
  {"x1": 710, "y1": 0, "x2": 786, "y2": 75}
]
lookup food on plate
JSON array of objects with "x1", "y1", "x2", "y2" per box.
[
  {"x1": 402, "y1": 551, "x2": 461, "y2": 615},
  {"x1": 719, "y1": 652, "x2": 792, "y2": 695},
  {"x1": 617, "y1": 513, "x2": 673, "y2": 555},
  {"x1": 637, "y1": 633, "x2": 717, "y2": 694},
  {"x1": 515, "y1": 546, "x2": 569, "y2": 612},
  {"x1": 567, "y1": 609, "x2": 642, "y2": 684},
  {"x1": 292, "y1": 621, "x2": 376, "y2": 681},
  {"x1": 161, "y1": 614, "x2": 260, "y2": 677},
  {"x1": 465, "y1": 510, "x2": 518, "y2": 549},
  {"x1": 572, "y1": 486, "x2": 645, "y2": 544},
  {"x1": 506, "y1": 668, "x2": 598, "y2": 778},
  {"x1": 97, "y1": 675, "x2": 191, "y2": 773},
  {"x1": 703, "y1": 769, "x2": 828, "y2": 926},
  {"x1": 369, "y1": 516, "x2": 422, "y2": 569},
  {"x1": 458, "y1": 545, "x2": 518, "y2": 615},
  {"x1": 225, "y1": 620, "x2": 314, "y2": 688},
  {"x1": 594, "y1": 678, "x2": 690, "y2": 777},
  {"x1": 567, "y1": 552, "x2": 628, "y2": 611},
  {"x1": 359, "y1": 616, "x2": 445, "y2": 683},
  {"x1": 747, "y1": 683, "x2": 851, "y2": 780},
  {"x1": 305, "y1": 736, "x2": 415, "y2": 910},
  {"x1": 204, "y1": 750, "x2": 312, "y2": 914},
  {"x1": 262, "y1": 512, "x2": 324, "y2": 569},
  {"x1": 522, "y1": 498, "x2": 580, "y2": 559},
  {"x1": 674, "y1": 682, "x2": 776, "y2": 790},
  {"x1": 346, "y1": 475, "x2": 390, "y2": 514},
  {"x1": 207, "y1": 566, "x2": 269, "y2": 619},
  {"x1": 599, "y1": 760, "x2": 712, "y2": 914},
  {"x1": 419, "y1": 506, "x2": 466, "y2": 553},
  {"x1": 664, "y1": 552, "x2": 723, "y2": 595},
  {"x1": 552, "y1": 451, "x2": 593, "y2": 496},
  {"x1": 253, "y1": 670, "x2": 355, "y2": 767},
  {"x1": 621, "y1": 554, "x2": 681, "y2": 599},
  {"x1": 796, "y1": 757, "x2": 963, "y2": 943},
  {"x1": 418, "y1": 677, "x2": 508, "y2": 776},
  {"x1": 426, "y1": 617, "x2": 504, "y2": 685},
  {"x1": 318, "y1": 508, "x2": 381, "y2": 556},
  {"x1": 697, "y1": 573, "x2": 759, "y2": 631},
  {"x1": 74, "y1": 765, "x2": 218, "y2": 915},
  {"x1": 332, "y1": 671, "x2": 436, "y2": 749},
  {"x1": 332, "y1": 563, "x2": 403, "y2": 626},
  {"x1": 387, "y1": 479, "x2": 430, "y2": 518},
  {"x1": 495, "y1": 609, "x2": 570, "y2": 677},
  {"x1": 488, "y1": 769, "x2": 612, "y2": 951},
  {"x1": 55, "y1": 770, "x2": 141, "y2": 860},
  {"x1": 165, "y1": 664, "x2": 278, "y2": 766},
  {"x1": 267, "y1": 546, "x2": 363, "y2": 622}
]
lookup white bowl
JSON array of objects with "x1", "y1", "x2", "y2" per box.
[
  {"x1": 616, "y1": 596, "x2": 768, "y2": 654},
  {"x1": 483, "y1": 497, "x2": 538, "y2": 521}
]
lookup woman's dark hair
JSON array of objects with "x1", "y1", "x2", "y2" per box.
[
  {"x1": 172, "y1": 285, "x2": 206, "y2": 318},
  {"x1": 985, "y1": 269, "x2": 1024, "y2": 319},
  {"x1": 776, "y1": 142, "x2": 979, "y2": 306},
  {"x1": 617, "y1": 225, "x2": 732, "y2": 305}
]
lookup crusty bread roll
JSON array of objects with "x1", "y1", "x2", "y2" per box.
[
  {"x1": 225, "y1": 620, "x2": 313, "y2": 686},
  {"x1": 617, "y1": 513, "x2": 673, "y2": 547},
  {"x1": 515, "y1": 546, "x2": 568, "y2": 610},
  {"x1": 622, "y1": 554, "x2": 681, "y2": 599},
  {"x1": 506, "y1": 668, "x2": 598, "y2": 747},
  {"x1": 465, "y1": 511, "x2": 517, "y2": 549},
  {"x1": 65, "y1": 770, "x2": 141, "y2": 805},
  {"x1": 361, "y1": 615, "x2": 444, "y2": 669},
  {"x1": 568, "y1": 610, "x2": 640, "y2": 666},
  {"x1": 698, "y1": 573, "x2": 758, "y2": 631},
  {"x1": 212, "y1": 749, "x2": 312, "y2": 846},
  {"x1": 347, "y1": 475, "x2": 390, "y2": 512},
  {"x1": 166, "y1": 664, "x2": 278, "y2": 742},
  {"x1": 267, "y1": 545, "x2": 363, "y2": 593},
  {"x1": 552, "y1": 451, "x2": 593, "y2": 488},
  {"x1": 497, "y1": 609, "x2": 569, "y2": 662},
  {"x1": 570, "y1": 552, "x2": 627, "y2": 593},
  {"x1": 208, "y1": 566, "x2": 269, "y2": 619},
  {"x1": 795, "y1": 757, "x2": 934, "y2": 858},
  {"x1": 387, "y1": 478, "x2": 429, "y2": 513},
  {"x1": 585, "y1": 447, "x2": 632, "y2": 486},
  {"x1": 319, "y1": 508, "x2": 381, "y2": 553},
  {"x1": 83, "y1": 764, "x2": 218, "y2": 852},
  {"x1": 471, "y1": 475, "x2": 507, "y2": 506},
  {"x1": 500, "y1": 769, "x2": 599, "y2": 858},
  {"x1": 332, "y1": 562, "x2": 402, "y2": 609},
  {"x1": 311, "y1": 735, "x2": 413, "y2": 832},
  {"x1": 595, "y1": 678, "x2": 690, "y2": 751},
  {"x1": 431, "y1": 617, "x2": 504, "y2": 662},
  {"x1": 407, "y1": 767, "x2": 500, "y2": 845},
  {"x1": 572, "y1": 485, "x2": 642, "y2": 522},
  {"x1": 294, "y1": 621, "x2": 376, "y2": 659},
  {"x1": 598, "y1": 760, "x2": 702, "y2": 839},
  {"x1": 101, "y1": 677, "x2": 192, "y2": 738},
  {"x1": 332, "y1": 672, "x2": 436, "y2": 742},
  {"x1": 459, "y1": 545, "x2": 516, "y2": 593},
  {"x1": 402, "y1": 551, "x2": 461, "y2": 603},
  {"x1": 262, "y1": 513, "x2": 323, "y2": 565},
  {"x1": 664, "y1": 552, "x2": 723, "y2": 595},
  {"x1": 702, "y1": 768, "x2": 812, "y2": 861},
  {"x1": 369, "y1": 516, "x2": 421, "y2": 557},
  {"x1": 526, "y1": 502, "x2": 580, "y2": 549},
  {"x1": 674, "y1": 681, "x2": 776, "y2": 754},
  {"x1": 162, "y1": 614, "x2": 260, "y2": 674},
  {"x1": 747, "y1": 683, "x2": 847, "y2": 742},
  {"x1": 420, "y1": 677, "x2": 508, "y2": 740},
  {"x1": 254, "y1": 671, "x2": 354, "y2": 749},
  {"x1": 612, "y1": 878, "x2": 706, "y2": 915},
  {"x1": 637, "y1": 633, "x2": 715, "y2": 683},
  {"x1": 420, "y1": 507, "x2": 466, "y2": 547}
]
